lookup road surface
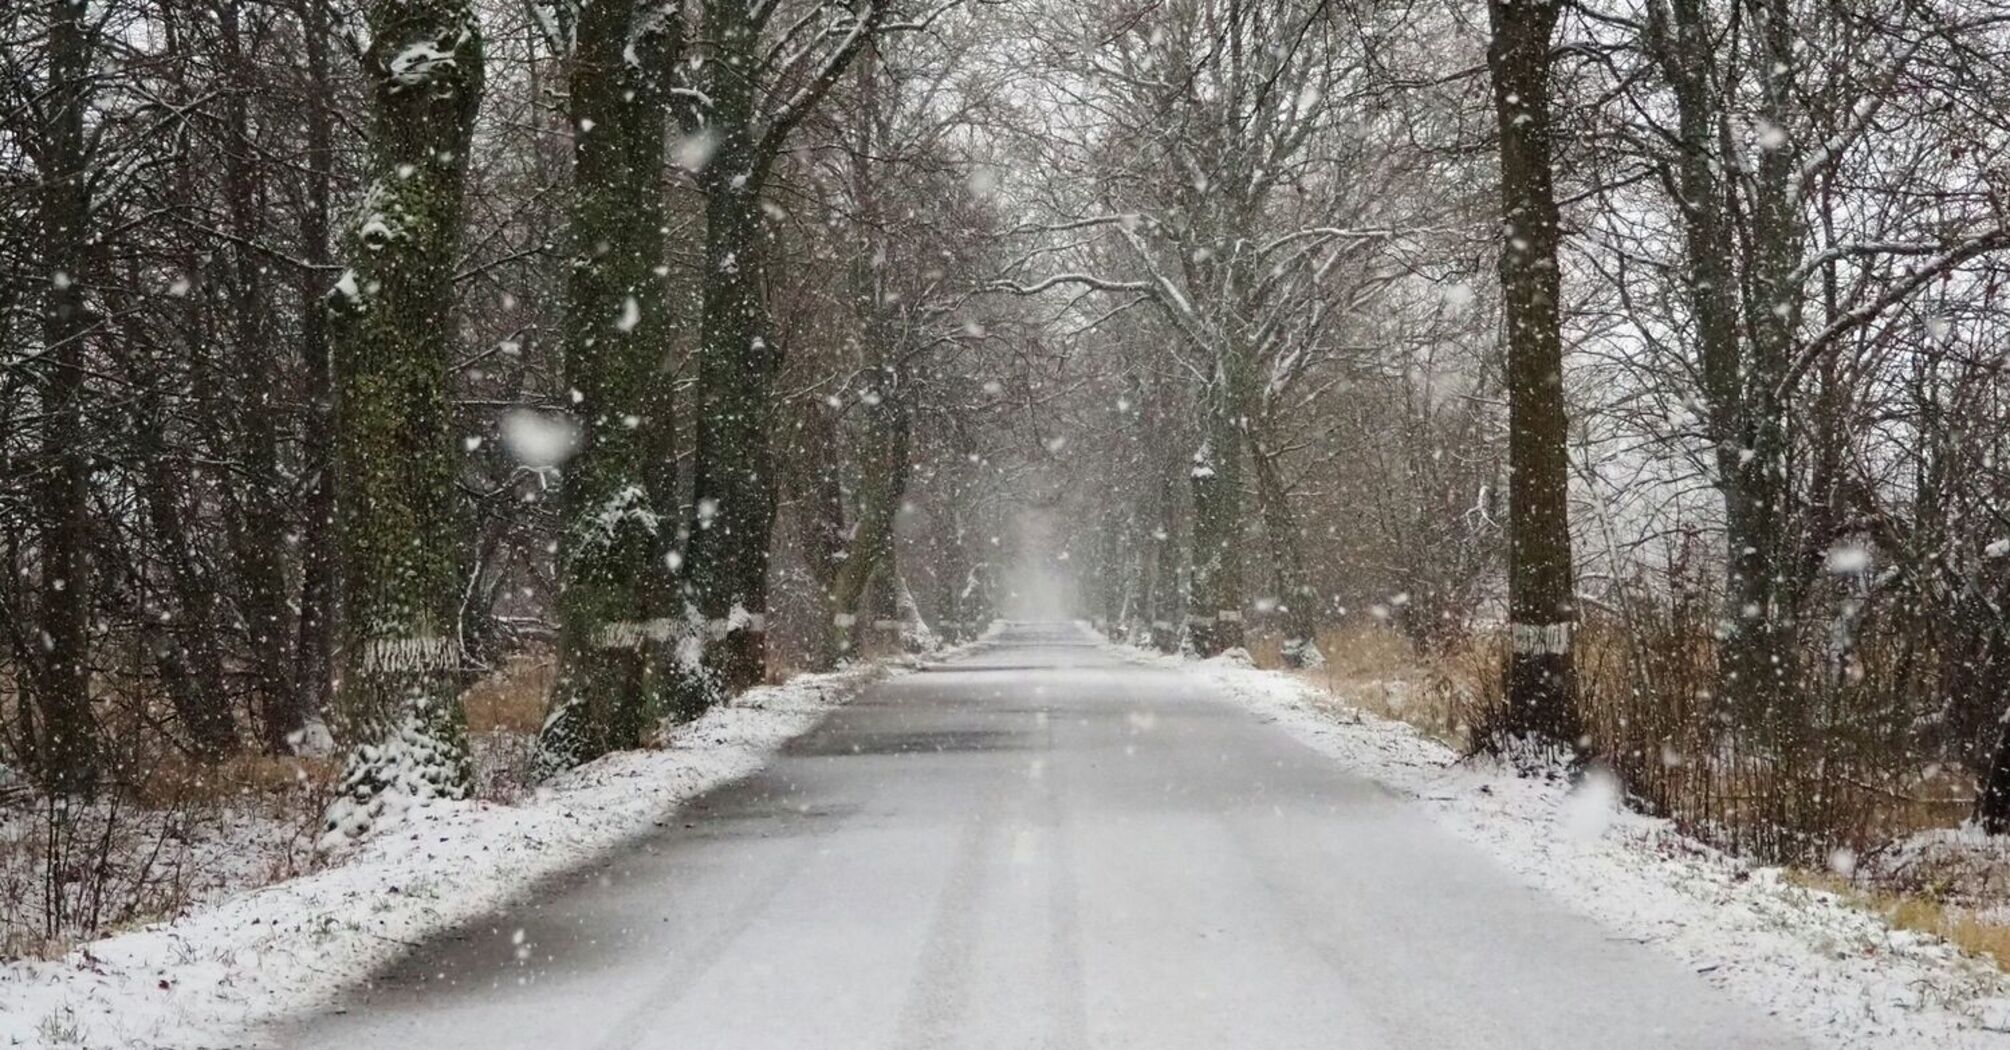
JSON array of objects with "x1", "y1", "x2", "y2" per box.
[{"x1": 273, "y1": 622, "x2": 1800, "y2": 1049}]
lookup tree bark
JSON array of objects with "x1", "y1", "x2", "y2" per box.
[
  {"x1": 322, "y1": 0, "x2": 486, "y2": 843},
  {"x1": 535, "y1": 0, "x2": 684, "y2": 776},
  {"x1": 1725, "y1": 0, "x2": 1804, "y2": 746},
  {"x1": 1646, "y1": 0, "x2": 1803, "y2": 745},
  {"x1": 132, "y1": 414, "x2": 238, "y2": 759},
  {"x1": 1186, "y1": 377, "x2": 1245, "y2": 656},
  {"x1": 684, "y1": 0, "x2": 777, "y2": 690},
  {"x1": 25, "y1": 0, "x2": 100, "y2": 795},
  {"x1": 216, "y1": 0, "x2": 300, "y2": 755},
  {"x1": 827, "y1": 375, "x2": 915, "y2": 657},
  {"x1": 1250, "y1": 433, "x2": 1319, "y2": 665},
  {"x1": 292, "y1": 0, "x2": 339, "y2": 753},
  {"x1": 1487, "y1": 0, "x2": 1583, "y2": 759},
  {"x1": 683, "y1": 0, "x2": 886, "y2": 694}
]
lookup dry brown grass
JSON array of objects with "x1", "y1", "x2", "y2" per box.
[
  {"x1": 462, "y1": 651, "x2": 555, "y2": 734},
  {"x1": 1790, "y1": 870, "x2": 2010, "y2": 973},
  {"x1": 1267, "y1": 616, "x2": 2008, "y2": 973},
  {"x1": 1248, "y1": 620, "x2": 1477, "y2": 747},
  {"x1": 132, "y1": 753, "x2": 339, "y2": 810},
  {"x1": 1246, "y1": 634, "x2": 1285, "y2": 669}
]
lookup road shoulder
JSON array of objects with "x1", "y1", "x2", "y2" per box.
[{"x1": 1120, "y1": 642, "x2": 2010, "y2": 1050}]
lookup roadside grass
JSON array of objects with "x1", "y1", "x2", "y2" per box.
[
  {"x1": 462, "y1": 650, "x2": 555, "y2": 735},
  {"x1": 1249, "y1": 620, "x2": 1474, "y2": 748},
  {"x1": 2, "y1": 655, "x2": 559, "y2": 959},
  {"x1": 1255, "y1": 618, "x2": 2010, "y2": 977},
  {"x1": 1789, "y1": 869, "x2": 2010, "y2": 973}
]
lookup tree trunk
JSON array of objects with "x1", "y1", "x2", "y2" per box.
[
  {"x1": 216, "y1": 0, "x2": 300, "y2": 755},
  {"x1": 1487, "y1": 0, "x2": 1583, "y2": 759},
  {"x1": 827, "y1": 375, "x2": 914, "y2": 657},
  {"x1": 1645, "y1": 0, "x2": 1744, "y2": 740},
  {"x1": 25, "y1": 0, "x2": 99, "y2": 795},
  {"x1": 685, "y1": 1, "x2": 777, "y2": 691},
  {"x1": 133, "y1": 424, "x2": 238, "y2": 759},
  {"x1": 1186, "y1": 379, "x2": 1244, "y2": 656},
  {"x1": 535, "y1": 0, "x2": 683, "y2": 777},
  {"x1": 321, "y1": 0, "x2": 486, "y2": 844},
  {"x1": 789, "y1": 394, "x2": 848, "y2": 669},
  {"x1": 1145, "y1": 411, "x2": 1183, "y2": 653},
  {"x1": 935, "y1": 422, "x2": 978, "y2": 644},
  {"x1": 1725, "y1": 0, "x2": 1805, "y2": 747},
  {"x1": 683, "y1": 0, "x2": 884, "y2": 693},
  {"x1": 1972, "y1": 583, "x2": 2010, "y2": 833},
  {"x1": 292, "y1": 0, "x2": 339, "y2": 753},
  {"x1": 1250, "y1": 434, "x2": 1320, "y2": 666},
  {"x1": 94, "y1": 169, "x2": 240, "y2": 762}
]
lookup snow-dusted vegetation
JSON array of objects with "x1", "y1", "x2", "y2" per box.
[
  {"x1": 1161, "y1": 642, "x2": 2010, "y2": 1047},
  {"x1": 2, "y1": 662, "x2": 895, "y2": 1047}
]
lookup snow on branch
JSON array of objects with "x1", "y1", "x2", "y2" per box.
[
  {"x1": 1781, "y1": 226, "x2": 2010, "y2": 396},
  {"x1": 985, "y1": 272, "x2": 1153, "y2": 296},
  {"x1": 762, "y1": 1, "x2": 893, "y2": 153}
]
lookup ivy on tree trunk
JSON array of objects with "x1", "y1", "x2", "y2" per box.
[
  {"x1": 682, "y1": 0, "x2": 888, "y2": 695},
  {"x1": 322, "y1": 0, "x2": 486, "y2": 844},
  {"x1": 1187, "y1": 378, "x2": 1245, "y2": 657},
  {"x1": 534, "y1": 0, "x2": 689, "y2": 777}
]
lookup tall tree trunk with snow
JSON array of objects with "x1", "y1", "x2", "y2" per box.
[
  {"x1": 1486, "y1": 0, "x2": 1583, "y2": 760},
  {"x1": 322, "y1": 0, "x2": 486, "y2": 843},
  {"x1": 1251, "y1": 434, "x2": 1319, "y2": 666},
  {"x1": 683, "y1": 0, "x2": 777, "y2": 693},
  {"x1": 24, "y1": 0, "x2": 99, "y2": 794},
  {"x1": 534, "y1": 0, "x2": 684, "y2": 777},
  {"x1": 292, "y1": 0, "x2": 340, "y2": 752},
  {"x1": 684, "y1": 0, "x2": 886, "y2": 693},
  {"x1": 1186, "y1": 378, "x2": 1244, "y2": 657}
]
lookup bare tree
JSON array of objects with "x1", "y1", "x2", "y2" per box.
[{"x1": 1485, "y1": 0, "x2": 1582, "y2": 760}]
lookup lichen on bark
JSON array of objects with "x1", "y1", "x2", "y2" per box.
[{"x1": 322, "y1": 0, "x2": 487, "y2": 844}]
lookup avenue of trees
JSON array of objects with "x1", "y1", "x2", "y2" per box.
[{"x1": 7, "y1": 0, "x2": 2010, "y2": 941}]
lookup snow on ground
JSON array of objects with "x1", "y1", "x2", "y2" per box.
[
  {"x1": 1133, "y1": 644, "x2": 2010, "y2": 1050},
  {"x1": 1868, "y1": 825, "x2": 2010, "y2": 906},
  {"x1": 0, "y1": 661, "x2": 902, "y2": 1050}
]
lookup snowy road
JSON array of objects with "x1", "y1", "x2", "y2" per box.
[{"x1": 272, "y1": 622, "x2": 1800, "y2": 1049}]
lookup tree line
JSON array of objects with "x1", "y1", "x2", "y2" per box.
[
  {"x1": 1, "y1": 0, "x2": 1019, "y2": 857},
  {"x1": 999, "y1": 0, "x2": 2010, "y2": 859},
  {"x1": 5, "y1": 0, "x2": 2010, "y2": 890}
]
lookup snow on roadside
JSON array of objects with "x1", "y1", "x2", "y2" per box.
[
  {"x1": 1136, "y1": 645, "x2": 2010, "y2": 1050},
  {"x1": 0, "y1": 662, "x2": 897, "y2": 1050}
]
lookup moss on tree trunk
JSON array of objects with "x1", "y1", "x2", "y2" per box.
[
  {"x1": 534, "y1": 0, "x2": 687, "y2": 777},
  {"x1": 322, "y1": 0, "x2": 486, "y2": 843},
  {"x1": 1187, "y1": 382, "x2": 1245, "y2": 657}
]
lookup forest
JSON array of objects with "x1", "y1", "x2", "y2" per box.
[{"x1": 6, "y1": 0, "x2": 2010, "y2": 980}]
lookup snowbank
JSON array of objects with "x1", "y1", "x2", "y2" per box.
[
  {"x1": 0, "y1": 663, "x2": 895, "y2": 1049},
  {"x1": 1144, "y1": 647, "x2": 2010, "y2": 1050}
]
